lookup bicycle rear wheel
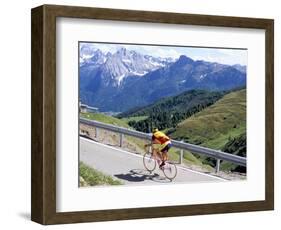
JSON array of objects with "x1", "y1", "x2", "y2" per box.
[
  {"x1": 162, "y1": 162, "x2": 177, "y2": 181},
  {"x1": 143, "y1": 152, "x2": 156, "y2": 172}
]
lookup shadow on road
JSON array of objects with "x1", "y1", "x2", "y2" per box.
[{"x1": 114, "y1": 169, "x2": 171, "y2": 183}]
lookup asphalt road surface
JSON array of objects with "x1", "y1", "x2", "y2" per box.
[{"x1": 80, "y1": 137, "x2": 225, "y2": 185}]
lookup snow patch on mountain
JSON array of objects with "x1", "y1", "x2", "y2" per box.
[
  {"x1": 199, "y1": 74, "x2": 207, "y2": 80},
  {"x1": 80, "y1": 46, "x2": 174, "y2": 86}
]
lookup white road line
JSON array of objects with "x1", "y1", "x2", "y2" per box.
[{"x1": 80, "y1": 137, "x2": 227, "y2": 182}]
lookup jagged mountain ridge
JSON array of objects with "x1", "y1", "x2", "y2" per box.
[{"x1": 80, "y1": 47, "x2": 246, "y2": 112}]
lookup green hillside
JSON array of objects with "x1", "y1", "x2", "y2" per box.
[
  {"x1": 168, "y1": 89, "x2": 246, "y2": 172},
  {"x1": 170, "y1": 89, "x2": 246, "y2": 150},
  {"x1": 121, "y1": 116, "x2": 148, "y2": 124},
  {"x1": 118, "y1": 89, "x2": 225, "y2": 117},
  {"x1": 118, "y1": 89, "x2": 226, "y2": 133},
  {"x1": 221, "y1": 133, "x2": 246, "y2": 172},
  {"x1": 81, "y1": 112, "x2": 130, "y2": 128}
]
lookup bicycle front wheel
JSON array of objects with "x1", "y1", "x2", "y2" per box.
[
  {"x1": 162, "y1": 162, "x2": 177, "y2": 181},
  {"x1": 143, "y1": 152, "x2": 156, "y2": 172}
]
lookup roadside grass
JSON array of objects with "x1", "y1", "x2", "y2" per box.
[
  {"x1": 176, "y1": 149, "x2": 214, "y2": 171},
  {"x1": 220, "y1": 161, "x2": 238, "y2": 171},
  {"x1": 79, "y1": 162, "x2": 123, "y2": 186},
  {"x1": 125, "y1": 135, "x2": 148, "y2": 154},
  {"x1": 121, "y1": 116, "x2": 148, "y2": 123}
]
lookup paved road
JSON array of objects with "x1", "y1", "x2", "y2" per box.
[{"x1": 80, "y1": 137, "x2": 225, "y2": 185}]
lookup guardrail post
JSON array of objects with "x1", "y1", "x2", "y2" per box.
[
  {"x1": 179, "y1": 149, "x2": 184, "y2": 164},
  {"x1": 119, "y1": 133, "x2": 124, "y2": 147},
  {"x1": 215, "y1": 159, "x2": 221, "y2": 173},
  {"x1": 95, "y1": 127, "x2": 98, "y2": 138},
  {"x1": 179, "y1": 140, "x2": 184, "y2": 164}
]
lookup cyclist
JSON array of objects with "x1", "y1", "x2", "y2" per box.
[{"x1": 145, "y1": 128, "x2": 172, "y2": 169}]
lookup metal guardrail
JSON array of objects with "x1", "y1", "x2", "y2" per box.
[{"x1": 80, "y1": 117, "x2": 247, "y2": 172}]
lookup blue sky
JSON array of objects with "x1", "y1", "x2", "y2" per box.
[{"x1": 80, "y1": 42, "x2": 247, "y2": 66}]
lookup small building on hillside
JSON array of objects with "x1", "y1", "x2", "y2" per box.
[{"x1": 79, "y1": 101, "x2": 99, "y2": 113}]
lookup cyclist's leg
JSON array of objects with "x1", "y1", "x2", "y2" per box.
[
  {"x1": 156, "y1": 150, "x2": 163, "y2": 162},
  {"x1": 160, "y1": 143, "x2": 171, "y2": 164},
  {"x1": 152, "y1": 148, "x2": 158, "y2": 156},
  {"x1": 151, "y1": 144, "x2": 161, "y2": 161},
  {"x1": 162, "y1": 150, "x2": 168, "y2": 162}
]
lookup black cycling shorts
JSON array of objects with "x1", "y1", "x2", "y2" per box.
[{"x1": 160, "y1": 143, "x2": 172, "y2": 153}]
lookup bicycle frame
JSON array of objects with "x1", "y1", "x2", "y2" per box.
[{"x1": 145, "y1": 143, "x2": 167, "y2": 164}]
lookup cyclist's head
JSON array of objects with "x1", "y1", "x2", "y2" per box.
[{"x1": 152, "y1": 128, "x2": 159, "y2": 133}]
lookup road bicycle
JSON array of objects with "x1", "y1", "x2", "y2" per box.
[{"x1": 143, "y1": 144, "x2": 178, "y2": 181}]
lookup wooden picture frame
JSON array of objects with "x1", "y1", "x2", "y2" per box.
[{"x1": 31, "y1": 4, "x2": 274, "y2": 225}]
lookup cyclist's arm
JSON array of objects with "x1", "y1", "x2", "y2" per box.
[
  {"x1": 144, "y1": 140, "x2": 159, "y2": 147},
  {"x1": 144, "y1": 135, "x2": 161, "y2": 147},
  {"x1": 152, "y1": 139, "x2": 161, "y2": 144}
]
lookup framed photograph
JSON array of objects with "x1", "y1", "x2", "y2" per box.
[{"x1": 31, "y1": 4, "x2": 274, "y2": 225}]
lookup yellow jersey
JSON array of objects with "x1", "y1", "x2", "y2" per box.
[{"x1": 152, "y1": 131, "x2": 170, "y2": 145}]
